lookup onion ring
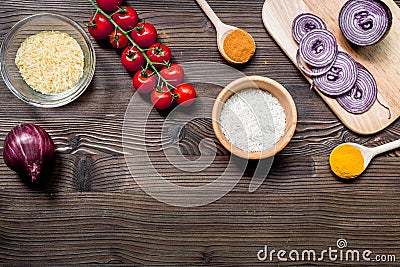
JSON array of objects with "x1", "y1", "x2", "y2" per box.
[
  {"x1": 313, "y1": 52, "x2": 358, "y2": 96},
  {"x1": 292, "y1": 13, "x2": 327, "y2": 43},
  {"x1": 296, "y1": 50, "x2": 336, "y2": 77},
  {"x1": 299, "y1": 29, "x2": 338, "y2": 68},
  {"x1": 336, "y1": 63, "x2": 377, "y2": 114}
]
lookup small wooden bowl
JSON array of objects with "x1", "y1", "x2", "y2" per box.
[{"x1": 212, "y1": 76, "x2": 297, "y2": 160}]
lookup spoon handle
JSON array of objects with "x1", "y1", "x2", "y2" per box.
[
  {"x1": 371, "y1": 139, "x2": 400, "y2": 156},
  {"x1": 195, "y1": 0, "x2": 224, "y2": 28}
]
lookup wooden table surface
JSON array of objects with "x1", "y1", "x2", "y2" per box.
[{"x1": 1, "y1": 0, "x2": 400, "y2": 265}]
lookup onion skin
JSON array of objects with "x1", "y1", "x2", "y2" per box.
[
  {"x1": 3, "y1": 124, "x2": 55, "y2": 182},
  {"x1": 292, "y1": 13, "x2": 327, "y2": 43},
  {"x1": 339, "y1": 0, "x2": 392, "y2": 46}
]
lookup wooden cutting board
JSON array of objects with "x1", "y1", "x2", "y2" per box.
[{"x1": 262, "y1": 0, "x2": 400, "y2": 135}]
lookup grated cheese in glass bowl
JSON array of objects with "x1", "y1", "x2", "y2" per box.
[{"x1": 0, "y1": 13, "x2": 95, "y2": 108}]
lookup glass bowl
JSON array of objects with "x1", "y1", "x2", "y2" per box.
[{"x1": 0, "y1": 13, "x2": 96, "y2": 108}]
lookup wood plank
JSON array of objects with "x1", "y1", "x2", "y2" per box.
[
  {"x1": 263, "y1": 0, "x2": 400, "y2": 135},
  {"x1": 0, "y1": 169, "x2": 400, "y2": 265}
]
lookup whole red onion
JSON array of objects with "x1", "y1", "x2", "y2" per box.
[{"x1": 3, "y1": 124, "x2": 55, "y2": 182}]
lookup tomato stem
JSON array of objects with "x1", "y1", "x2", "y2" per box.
[
  {"x1": 118, "y1": 6, "x2": 128, "y2": 14},
  {"x1": 164, "y1": 61, "x2": 171, "y2": 69},
  {"x1": 133, "y1": 23, "x2": 145, "y2": 33},
  {"x1": 110, "y1": 9, "x2": 120, "y2": 17},
  {"x1": 87, "y1": 0, "x2": 174, "y2": 91},
  {"x1": 89, "y1": 9, "x2": 99, "y2": 27}
]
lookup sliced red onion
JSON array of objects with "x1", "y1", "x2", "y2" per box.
[
  {"x1": 336, "y1": 63, "x2": 377, "y2": 114},
  {"x1": 339, "y1": 0, "x2": 392, "y2": 46},
  {"x1": 292, "y1": 13, "x2": 327, "y2": 43},
  {"x1": 299, "y1": 29, "x2": 338, "y2": 68},
  {"x1": 296, "y1": 50, "x2": 335, "y2": 77},
  {"x1": 313, "y1": 52, "x2": 358, "y2": 96}
]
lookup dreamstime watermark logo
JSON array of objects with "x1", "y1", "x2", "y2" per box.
[
  {"x1": 257, "y1": 239, "x2": 396, "y2": 263},
  {"x1": 122, "y1": 62, "x2": 275, "y2": 207}
]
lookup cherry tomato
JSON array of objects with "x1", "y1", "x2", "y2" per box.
[
  {"x1": 109, "y1": 29, "x2": 128, "y2": 49},
  {"x1": 96, "y1": 0, "x2": 123, "y2": 13},
  {"x1": 130, "y1": 22, "x2": 157, "y2": 48},
  {"x1": 88, "y1": 13, "x2": 114, "y2": 40},
  {"x1": 121, "y1": 46, "x2": 145, "y2": 72},
  {"x1": 112, "y1": 6, "x2": 138, "y2": 31},
  {"x1": 160, "y1": 63, "x2": 184, "y2": 87},
  {"x1": 151, "y1": 87, "x2": 173, "y2": 110},
  {"x1": 146, "y1": 43, "x2": 172, "y2": 69},
  {"x1": 133, "y1": 69, "x2": 156, "y2": 94},
  {"x1": 174, "y1": 83, "x2": 196, "y2": 107}
]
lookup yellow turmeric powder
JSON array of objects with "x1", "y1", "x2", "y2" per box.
[
  {"x1": 223, "y1": 29, "x2": 255, "y2": 63},
  {"x1": 329, "y1": 144, "x2": 365, "y2": 179}
]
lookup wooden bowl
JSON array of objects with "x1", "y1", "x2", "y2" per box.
[{"x1": 212, "y1": 76, "x2": 297, "y2": 160}]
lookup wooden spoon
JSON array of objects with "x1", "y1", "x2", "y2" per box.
[
  {"x1": 195, "y1": 0, "x2": 256, "y2": 64},
  {"x1": 332, "y1": 140, "x2": 400, "y2": 177}
]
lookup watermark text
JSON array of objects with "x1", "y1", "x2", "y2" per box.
[{"x1": 257, "y1": 239, "x2": 396, "y2": 263}]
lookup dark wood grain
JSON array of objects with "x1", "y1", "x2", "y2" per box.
[{"x1": 0, "y1": 0, "x2": 400, "y2": 265}]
